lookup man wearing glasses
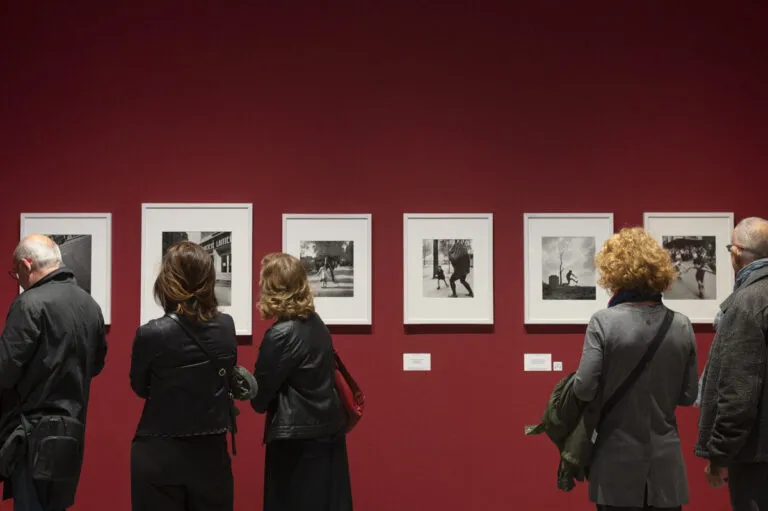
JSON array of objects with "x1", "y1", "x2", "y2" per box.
[
  {"x1": 0, "y1": 234, "x2": 107, "y2": 511},
  {"x1": 696, "y1": 217, "x2": 768, "y2": 510}
]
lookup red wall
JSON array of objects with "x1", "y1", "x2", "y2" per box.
[{"x1": 1, "y1": 2, "x2": 765, "y2": 510}]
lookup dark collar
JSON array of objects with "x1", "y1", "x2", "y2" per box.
[
  {"x1": 608, "y1": 289, "x2": 663, "y2": 307},
  {"x1": 26, "y1": 266, "x2": 75, "y2": 291}
]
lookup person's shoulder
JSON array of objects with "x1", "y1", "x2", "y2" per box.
[
  {"x1": 265, "y1": 313, "x2": 323, "y2": 340},
  {"x1": 588, "y1": 306, "x2": 617, "y2": 323},
  {"x1": 667, "y1": 307, "x2": 692, "y2": 326},
  {"x1": 213, "y1": 311, "x2": 236, "y2": 329},
  {"x1": 9, "y1": 291, "x2": 42, "y2": 318},
  {"x1": 730, "y1": 277, "x2": 768, "y2": 314},
  {"x1": 15, "y1": 285, "x2": 45, "y2": 307},
  {"x1": 137, "y1": 315, "x2": 175, "y2": 340},
  {"x1": 590, "y1": 303, "x2": 678, "y2": 327},
  {"x1": 265, "y1": 317, "x2": 298, "y2": 340}
]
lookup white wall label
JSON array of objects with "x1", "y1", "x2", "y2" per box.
[
  {"x1": 403, "y1": 353, "x2": 431, "y2": 371},
  {"x1": 524, "y1": 353, "x2": 552, "y2": 371},
  {"x1": 553, "y1": 361, "x2": 563, "y2": 371}
]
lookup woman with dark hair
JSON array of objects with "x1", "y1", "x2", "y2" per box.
[
  {"x1": 129, "y1": 241, "x2": 237, "y2": 511},
  {"x1": 251, "y1": 252, "x2": 353, "y2": 511}
]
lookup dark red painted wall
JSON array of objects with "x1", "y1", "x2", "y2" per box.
[{"x1": 1, "y1": 2, "x2": 765, "y2": 510}]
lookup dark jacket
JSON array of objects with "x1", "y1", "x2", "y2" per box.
[
  {"x1": 696, "y1": 264, "x2": 768, "y2": 466},
  {"x1": 250, "y1": 312, "x2": 346, "y2": 443},
  {"x1": 0, "y1": 268, "x2": 107, "y2": 421},
  {"x1": 0, "y1": 267, "x2": 107, "y2": 504},
  {"x1": 525, "y1": 372, "x2": 598, "y2": 491},
  {"x1": 130, "y1": 312, "x2": 237, "y2": 437}
]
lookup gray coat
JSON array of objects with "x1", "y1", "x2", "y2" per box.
[
  {"x1": 573, "y1": 303, "x2": 698, "y2": 508},
  {"x1": 696, "y1": 264, "x2": 768, "y2": 466}
]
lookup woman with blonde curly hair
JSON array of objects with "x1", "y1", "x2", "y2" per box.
[
  {"x1": 251, "y1": 252, "x2": 353, "y2": 511},
  {"x1": 574, "y1": 227, "x2": 698, "y2": 511}
]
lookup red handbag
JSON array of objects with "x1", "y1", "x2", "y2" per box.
[{"x1": 333, "y1": 350, "x2": 364, "y2": 432}]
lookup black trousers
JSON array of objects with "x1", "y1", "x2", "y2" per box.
[
  {"x1": 131, "y1": 434, "x2": 233, "y2": 511},
  {"x1": 264, "y1": 432, "x2": 353, "y2": 511},
  {"x1": 729, "y1": 462, "x2": 768, "y2": 511}
]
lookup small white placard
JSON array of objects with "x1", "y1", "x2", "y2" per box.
[
  {"x1": 553, "y1": 361, "x2": 563, "y2": 371},
  {"x1": 524, "y1": 353, "x2": 552, "y2": 371},
  {"x1": 403, "y1": 353, "x2": 431, "y2": 371}
]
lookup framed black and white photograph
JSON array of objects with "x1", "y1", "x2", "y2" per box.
[
  {"x1": 282, "y1": 214, "x2": 371, "y2": 325},
  {"x1": 404, "y1": 213, "x2": 493, "y2": 324},
  {"x1": 141, "y1": 203, "x2": 253, "y2": 335},
  {"x1": 161, "y1": 231, "x2": 233, "y2": 306},
  {"x1": 524, "y1": 213, "x2": 613, "y2": 324},
  {"x1": 644, "y1": 212, "x2": 734, "y2": 323},
  {"x1": 20, "y1": 213, "x2": 112, "y2": 323}
]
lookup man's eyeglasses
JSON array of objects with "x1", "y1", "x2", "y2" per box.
[
  {"x1": 7, "y1": 269, "x2": 18, "y2": 281},
  {"x1": 726, "y1": 244, "x2": 760, "y2": 255}
]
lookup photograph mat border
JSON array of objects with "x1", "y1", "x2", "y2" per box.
[
  {"x1": 523, "y1": 213, "x2": 614, "y2": 325},
  {"x1": 403, "y1": 213, "x2": 494, "y2": 324},
  {"x1": 141, "y1": 203, "x2": 253, "y2": 335},
  {"x1": 19, "y1": 212, "x2": 112, "y2": 324},
  {"x1": 643, "y1": 211, "x2": 735, "y2": 323},
  {"x1": 282, "y1": 213, "x2": 372, "y2": 325}
]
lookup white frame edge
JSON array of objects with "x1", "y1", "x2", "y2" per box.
[
  {"x1": 281, "y1": 213, "x2": 373, "y2": 325},
  {"x1": 643, "y1": 211, "x2": 735, "y2": 223},
  {"x1": 19, "y1": 212, "x2": 113, "y2": 324},
  {"x1": 643, "y1": 211, "x2": 735, "y2": 323},
  {"x1": 141, "y1": 203, "x2": 253, "y2": 335},
  {"x1": 403, "y1": 212, "x2": 494, "y2": 325},
  {"x1": 523, "y1": 212, "x2": 615, "y2": 325}
]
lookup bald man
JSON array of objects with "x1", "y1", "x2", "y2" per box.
[
  {"x1": 696, "y1": 217, "x2": 768, "y2": 510},
  {"x1": 0, "y1": 234, "x2": 107, "y2": 511}
]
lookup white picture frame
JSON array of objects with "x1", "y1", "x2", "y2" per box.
[
  {"x1": 141, "y1": 203, "x2": 253, "y2": 335},
  {"x1": 644, "y1": 212, "x2": 735, "y2": 323},
  {"x1": 524, "y1": 213, "x2": 614, "y2": 324},
  {"x1": 19, "y1": 213, "x2": 112, "y2": 324},
  {"x1": 282, "y1": 214, "x2": 372, "y2": 325},
  {"x1": 403, "y1": 213, "x2": 494, "y2": 324}
]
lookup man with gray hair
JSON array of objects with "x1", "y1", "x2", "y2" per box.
[
  {"x1": 696, "y1": 217, "x2": 768, "y2": 509},
  {"x1": 0, "y1": 234, "x2": 107, "y2": 510}
]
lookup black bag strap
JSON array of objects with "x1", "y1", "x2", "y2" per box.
[
  {"x1": 598, "y1": 308, "x2": 675, "y2": 424},
  {"x1": 167, "y1": 313, "x2": 223, "y2": 371},
  {"x1": 166, "y1": 312, "x2": 238, "y2": 455}
]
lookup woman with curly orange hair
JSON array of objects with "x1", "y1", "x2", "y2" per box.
[
  {"x1": 250, "y1": 252, "x2": 353, "y2": 511},
  {"x1": 573, "y1": 227, "x2": 698, "y2": 511}
]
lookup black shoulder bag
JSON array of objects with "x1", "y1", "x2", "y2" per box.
[
  {"x1": 24, "y1": 331, "x2": 88, "y2": 485},
  {"x1": 591, "y1": 308, "x2": 675, "y2": 447},
  {"x1": 167, "y1": 313, "x2": 242, "y2": 455}
]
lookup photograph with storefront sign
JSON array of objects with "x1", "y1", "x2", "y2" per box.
[{"x1": 141, "y1": 203, "x2": 253, "y2": 335}]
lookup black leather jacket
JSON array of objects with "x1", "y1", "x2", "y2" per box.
[
  {"x1": 130, "y1": 312, "x2": 237, "y2": 437},
  {"x1": 0, "y1": 267, "x2": 108, "y2": 507},
  {"x1": 0, "y1": 267, "x2": 107, "y2": 426},
  {"x1": 251, "y1": 312, "x2": 346, "y2": 443}
]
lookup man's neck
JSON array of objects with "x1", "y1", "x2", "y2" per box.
[{"x1": 28, "y1": 265, "x2": 60, "y2": 287}]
